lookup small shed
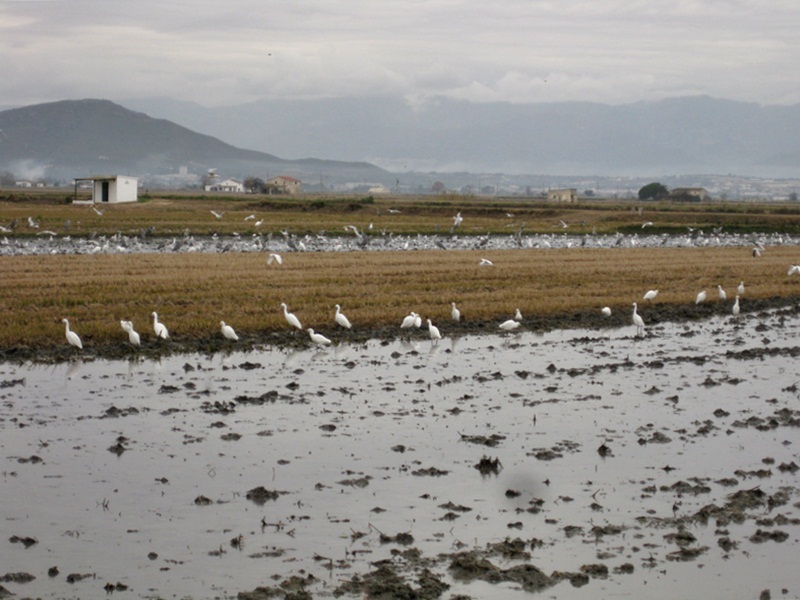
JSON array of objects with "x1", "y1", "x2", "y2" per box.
[
  {"x1": 547, "y1": 188, "x2": 577, "y2": 203},
  {"x1": 267, "y1": 176, "x2": 302, "y2": 195},
  {"x1": 74, "y1": 175, "x2": 139, "y2": 204}
]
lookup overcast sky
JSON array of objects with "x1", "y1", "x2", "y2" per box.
[{"x1": 2, "y1": 0, "x2": 798, "y2": 109}]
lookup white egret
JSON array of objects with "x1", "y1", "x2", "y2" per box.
[
  {"x1": 499, "y1": 319, "x2": 520, "y2": 331},
  {"x1": 400, "y1": 312, "x2": 418, "y2": 329},
  {"x1": 210, "y1": 210, "x2": 223, "y2": 219},
  {"x1": 220, "y1": 321, "x2": 239, "y2": 341},
  {"x1": 267, "y1": 253, "x2": 283, "y2": 265},
  {"x1": 414, "y1": 313, "x2": 422, "y2": 328},
  {"x1": 307, "y1": 328, "x2": 332, "y2": 346},
  {"x1": 427, "y1": 319, "x2": 442, "y2": 341},
  {"x1": 451, "y1": 302, "x2": 461, "y2": 321},
  {"x1": 737, "y1": 281, "x2": 745, "y2": 295},
  {"x1": 788, "y1": 265, "x2": 800, "y2": 276},
  {"x1": 717, "y1": 285, "x2": 727, "y2": 301},
  {"x1": 244, "y1": 214, "x2": 255, "y2": 221},
  {"x1": 631, "y1": 302, "x2": 645, "y2": 336},
  {"x1": 732, "y1": 296, "x2": 740, "y2": 317},
  {"x1": 152, "y1": 312, "x2": 169, "y2": 340},
  {"x1": 695, "y1": 290, "x2": 707, "y2": 304},
  {"x1": 453, "y1": 212, "x2": 463, "y2": 228},
  {"x1": 643, "y1": 289, "x2": 658, "y2": 301},
  {"x1": 334, "y1": 304, "x2": 352, "y2": 329},
  {"x1": 514, "y1": 308, "x2": 523, "y2": 322},
  {"x1": 601, "y1": 306, "x2": 612, "y2": 317},
  {"x1": 120, "y1": 320, "x2": 140, "y2": 346},
  {"x1": 281, "y1": 303, "x2": 303, "y2": 330},
  {"x1": 62, "y1": 318, "x2": 82, "y2": 349},
  {"x1": 479, "y1": 258, "x2": 494, "y2": 266}
]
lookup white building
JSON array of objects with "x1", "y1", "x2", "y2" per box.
[
  {"x1": 205, "y1": 178, "x2": 245, "y2": 193},
  {"x1": 74, "y1": 175, "x2": 139, "y2": 204}
]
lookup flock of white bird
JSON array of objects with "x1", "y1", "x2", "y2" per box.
[
  {"x1": 623, "y1": 279, "x2": 755, "y2": 337},
  {"x1": 59, "y1": 300, "x2": 528, "y2": 350},
  {"x1": 60, "y1": 262, "x2": 800, "y2": 349}
]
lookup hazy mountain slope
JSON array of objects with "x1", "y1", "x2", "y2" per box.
[
  {"x1": 0, "y1": 99, "x2": 389, "y2": 182},
  {"x1": 121, "y1": 95, "x2": 800, "y2": 176}
]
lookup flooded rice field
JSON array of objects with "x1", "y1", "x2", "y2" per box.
[{"x1": 3, "y1": 308, "x2": 800, "y2": 599}]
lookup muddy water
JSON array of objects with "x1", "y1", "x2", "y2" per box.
[{"x1": 2, "y1": 309, "x2": 800, "y2": 599}]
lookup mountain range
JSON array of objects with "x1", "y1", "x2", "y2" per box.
[
  {"x1": 119, "y1": 95, "x2": 800, "y2": 178},
  {"x1": 0, "y1": 99, "x2": 389, "y2": 184},
  {"x1": 1, "y1": 96, "x2": 798, "y2": 190}
]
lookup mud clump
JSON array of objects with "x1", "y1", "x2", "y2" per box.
[
  {"x1": 333, "y1": 564, "x2": 448, "y2": 599},
  {"x1": 449, "y1": 551, "x2": 556, "y2": 592},
  {"x1": 245, "y1": 486, "x2": 284, "y2": 505}
]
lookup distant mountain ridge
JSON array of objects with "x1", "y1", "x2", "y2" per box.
[
  {"x1": 0, "y1": 99, "x2": 390, "y2": 183},
  {"x1": 120, "y1": 95, "x2": 800, "y2": 178}
]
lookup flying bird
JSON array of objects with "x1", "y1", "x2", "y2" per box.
[
  {"x1": 62, "y1": 318, "x2": 82, "y2": 349},
  {"x1": 210, "y1": 210, "x2": 223, "y2": 219},
  {"x1": 788, "y1": 265, "x2": 800, "y2": 276},
  {"x1": 479, "y1": 258, "x2": 494, "y2": 266},
  {"x1": 267, "y1": 253, "x2": 283, "y2": 265},
  {"x1": 453, "y1": 212, "x2": 463, "y2": 228}
]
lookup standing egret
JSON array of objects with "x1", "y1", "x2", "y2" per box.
[
  {"x1": 334, "y1": 304, "x2": 352, "y2": 329},
  {"x1": 307, "y1": 328, "x2": 331, "y2": 346},
  {"x1": 451, "y1": 302, "x2": 461, "y2": 322},
  {"x1": 695, "y1": 290, "x2": 707, "y2": 304},
  {"x1": 281, "y1": 303, "x2": 303, "y2": 330},
  {"x1": 427, "y1": 319, "x2": 442, "y2": 341},
  {"x1": 631, "y1": 302, "x2": 645, "y2": 336},
  {"x1": 737, "y1": 281, "x2": 745, "y2": 296},
  {"x1": 601, "y1": 306, "x2": 612, "y2": 317},
  {"x1": 514, "y1": 308, "x2": 523, "y2": 322},
  {"x1": 732, "y1": 296, "x2": 740, "y2": 317},
  {"x1": 62, "y1": 318, "x2": 82, "y2": 349},
  {"x1": 267, "y1": 253, "x2": 283, "y2": 266},
  {"x1": 643, "y1": 289, "x2": 658, "y2": 302},
  {"x1": 499, "y1": 319, "x2": 520, "y2": 332},
  {"x1": 401, "y1": 312, "x2": 418, "y2": 329},
  {"x1": 220, "y1": 321, "x2": 239, "y2": 341},
  {"x1": 152, "y1": 312, "x2": 169, "y2": 340},
  {"x1": 717, "y1": 285, "x2": 727, "y2": 301},
  {"x1": 414, "y1": 313, "x2": 422, "y2": 328},
  {"x1": 120, "y1": 320, "x2": 140, "y2": 346}
]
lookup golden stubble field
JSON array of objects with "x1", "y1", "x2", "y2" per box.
[{"x1": 2, "y1": 244, "x2": 799, "y2": 349}]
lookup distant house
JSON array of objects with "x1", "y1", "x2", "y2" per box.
[
  {"x1": 73, "y1": 175, "x2": 139, "y2": 204},
  {"x1": 15, "y1": 180, "x2": 32, "y2": 188},
  {"x1": 671, "y1": 187, "x2": 708, "y2": 201},
  {"x1": 267, "y1": 176, "x2": 302, "y2": 195},
  {"x1": 547, "y1": 188, "x2": 577, "y2": 203},
  {"x1": 205, "y1": 178, "x2": 244, "y2": 193}
]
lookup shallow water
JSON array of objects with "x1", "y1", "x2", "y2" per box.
[{"x1": 2, "y1": 310, "x2": 800, "y2": 598}]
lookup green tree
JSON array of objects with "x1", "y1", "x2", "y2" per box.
[{"x1": 638, "y1": 182, "x2": 669, "y2": 200}]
